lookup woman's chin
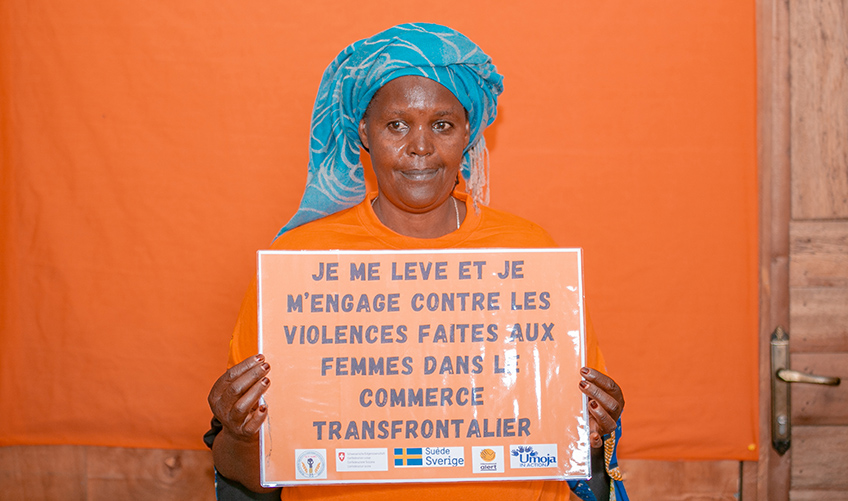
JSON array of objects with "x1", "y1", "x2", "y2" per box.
[
  {"x1": 392, "y1": 194, "x2": 451, "y2": 214},
  {"x1": 386, "y1": 182, "x2": 453, "y2": 211}
]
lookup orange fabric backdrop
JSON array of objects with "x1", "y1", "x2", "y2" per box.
[{"x1": 0, "y1": 1, "x2": 758, "y2": 460}]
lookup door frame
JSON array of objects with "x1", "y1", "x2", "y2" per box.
[{"x1": 753, "y1": 0, "x2": 791, "y2": 499}]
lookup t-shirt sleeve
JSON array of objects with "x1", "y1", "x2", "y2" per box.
[
  {"x1": 227, "y1": 278, "x2": 259, "y2": 368},
  {"x1": 585, "y1": 309, "x2": 607, "y2": 373}
]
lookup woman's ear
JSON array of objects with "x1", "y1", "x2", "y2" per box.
[
  {"x1": 358, "y1": 119, "x2": 370, "y2": 152},
  {"x1": 464, "y1": 120, "x2": 470, "y2": 147}
]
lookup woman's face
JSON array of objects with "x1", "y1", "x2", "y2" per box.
[{"x1": 359, "y1": 75, "x2": 470, "y2": 215}]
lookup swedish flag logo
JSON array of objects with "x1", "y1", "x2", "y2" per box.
[{"x1": 394, "y1": 447, "x2": 423, "y2": 466}]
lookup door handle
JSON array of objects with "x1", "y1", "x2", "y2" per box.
[
  {"x1": 770, "y1": 326, "x2": 841, "y2": 455},
  {"x1": 777, "y1": 369, "x2": 840, "y2": 386}
]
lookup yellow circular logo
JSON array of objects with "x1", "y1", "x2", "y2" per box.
[{"x1": 480, "y1": 448, "x2": 496, "y2": 462}]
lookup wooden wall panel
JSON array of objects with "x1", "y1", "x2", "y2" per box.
[
  {"x1": 0, "y1": 445, "x2": 215, "y2": 501},
  {"x1": 741, "y1": 461, "x2": 758, "y2": 500},
  {"x1": 791, "y1": 426, "x2": 848, "y2": 491},
  {"x1": 790, "y1": 491, "x2": 848, "y2": 501},
  {"x1": 790, "y1": 221, "x2": 848, "y2": 287},
  {"x1": 0, "y1": 445, "x2": 87, "y2": 500},
  {"x1": 86, "y1": 447, "x2": 215, "y2": 501},
  {"x1": 790, "y1": 354, "x2": 848, "y2": 425},
  {"x1": 790, "y1": 0, "x2": 848, "y2": 220},
  {"x1": 617, "y1": 459, "x2": 739, "y2": 500},
  {"x1": 790, "y1": 287, "x2": 848, "y2": 352}
]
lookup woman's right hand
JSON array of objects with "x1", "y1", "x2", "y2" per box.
[{"x1": 208, "y1": 354, "x2": 272, "y2": 442}]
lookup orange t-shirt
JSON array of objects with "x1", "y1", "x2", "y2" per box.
[{"x1": 227, "y1": 192, "x2": 601, "y2": 501}]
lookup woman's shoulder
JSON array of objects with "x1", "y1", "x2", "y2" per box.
[
  {"x1": 470, "y1": 204, "x2": 558, "y2": 248},
  {"x1": 269, "y1": 204, "x2": 371, "y2": 250}
]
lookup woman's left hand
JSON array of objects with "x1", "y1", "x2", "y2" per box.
[{"x1": 579, "y1": 367, "x2": 625, "y2": 448}]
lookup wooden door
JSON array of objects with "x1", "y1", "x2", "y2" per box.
[{"x1": 757, "y1": 0, "x2": 848, "y2": 499}]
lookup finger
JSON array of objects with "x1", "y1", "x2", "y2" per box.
[
  {"x1": 590, "y1": 431, "x2": 603, "y2": 449},
  {"x1": 579, "y1": 380, "x2": 623, "y2": 422},
  {"x1": 588, "y1": 418, "x2": 603, "y2": 448},
  {"x1": 215, "y1": 367, "x2": 270, "y2": 422},
  {"x1": 218, "y1": 378, "x2": 269, "y2": 439},
  {"x1": 210, "y1": 361, "x2": 271, "y2": 416},
  {"x1": 209, "y1": 354, "x2": 266, "y2": 399},
  {"x1": 581, "y1": 367, "x2": 624, "y2": 404},
  {"x1": 240, "y1": 403, "x2": 269, "y2": 437},
  {"x1": 228, "y1": 376, "x2": 271, "y2": 427},
  {"x1": 588, "y1": 398, "x2": 618, "y2": 436}
]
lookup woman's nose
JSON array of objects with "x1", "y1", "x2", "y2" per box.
[{"x1": 407, "y1": 126, "x2": 433, "y2": 156}]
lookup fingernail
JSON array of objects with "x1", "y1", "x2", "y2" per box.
[
  {"x1": 590, "y1": 400, "x2": 599, "y2": 409},
  {"x1": 261, "y1": 363, "x2": 270, "y2": 371},
  {"x1": 255, "y1": 354, "x2": 265, "y2": 363},
  {"x1": 579, "y1": 381, "x2": 589, "y2": 389},
  {"x1": 580, "y1": 367, "x2": 590, "y2": 376},
  {"x1": 261, "y1": 377, "x2": 270, "y2": 386}
]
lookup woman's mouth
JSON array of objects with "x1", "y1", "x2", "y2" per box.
[{"x1": 399, "y1": 168, "x2": 440, "y2": 181}]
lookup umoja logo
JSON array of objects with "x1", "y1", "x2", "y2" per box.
[{"x1": 511, "y1": 446, "x2": 557, "y2": 467}]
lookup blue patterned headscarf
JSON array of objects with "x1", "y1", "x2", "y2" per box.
[{"x1": 275, "y1": 23, "x2": 504, "y2": 239}]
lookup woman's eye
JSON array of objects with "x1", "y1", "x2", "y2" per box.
[
  {"x1": 388, "y1": 121, "x2": 406, "y2": 131},
  {"x1": 433, "y1": 121, "x2": 453, "y2": 132}
]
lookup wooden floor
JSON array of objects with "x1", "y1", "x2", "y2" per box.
[{"x1": 0, "y1": 445, "x2": 746, "y2": 500}]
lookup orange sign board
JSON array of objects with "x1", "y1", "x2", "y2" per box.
[{"x1": 257, "y1": 249, "x2": 589, "y2": 486}]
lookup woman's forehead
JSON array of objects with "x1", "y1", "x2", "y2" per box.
[{"x1": 368, "y1": 76, "x2": 465, "y2": 115}]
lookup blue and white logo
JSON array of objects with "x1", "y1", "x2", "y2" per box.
[{"x1": 509, "y1": 444, "x2": 558, "y2": 469}]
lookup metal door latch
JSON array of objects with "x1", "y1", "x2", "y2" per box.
[{"x1": 770, "y1": 326, "x2": 841, "y2": 455}]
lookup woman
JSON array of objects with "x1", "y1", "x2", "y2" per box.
[{"x1": 206, "y1": 23, "x2": 627, "y2": 501}]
